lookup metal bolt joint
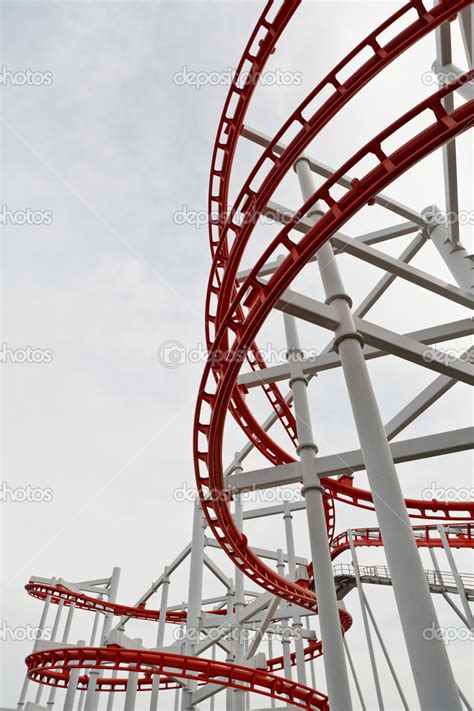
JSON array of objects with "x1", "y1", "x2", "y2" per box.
[
  {"x1": 301, "y1": 483, "x2": 325, "y2": 496},
  {"x1": 325, "y1": 292, "x2": 353, "y2": 308},
  {"x1": 333, "y1": 331, "x2": 365, "y2": 353}
]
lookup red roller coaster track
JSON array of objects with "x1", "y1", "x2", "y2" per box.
[{"x1": 24, "y1": 1, "x2": 473, "y2": 706}]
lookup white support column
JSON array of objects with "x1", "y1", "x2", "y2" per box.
[
  {"x1": 92, "y1": 567, "x2": 120, "y2": 711},
  {"x1": 47, "y1": 600, "x2": 76, "y2": 708},
  {"x1": 296, "y1": 157, "x2": 462, "y2": 711},
  {"x1": 101, "y1": 567, "x2": 121, "y2": 644},
  {"x1": 124, "y1": 640, "x2": 142, "y2": 711},
  {"x1": 83, "y1": 670, "x2": 100, "y2": 711},
  {"x1": 62, "y1": 639, "x2": 86, "y2": 711},
  {"x1": 17, "y1": 578, "x2": 56, "y2": 709},
  {"x1": 226, "y1": 588, "x2": 236, "y2": 711},
  {"x1": 422, "y1": 206, "x2": 472, "y2": 290},
  {"x1": 174, "y1": 601, "x2": 186, "y2": 711},
  {"x1": 267, "y1": 634, "x2": 276, "y2": 709},
  {"x1": 283, "y1": 502, "x2": 306, "y2": 685},
  {"x1": 276, "y1": 549, "x2": 293, "y2": 681},
  {"x1": 304, "y1": 615, "x2": 317, "y2": 691},
  {"x1": 348, "y1": 531, "x2": 384, "y2": 710},
  {"x1": 232, "y1": 479, "x2": 247, "y2": 711},
  {"x1": 34, "y1": 596, "x2": 64, "y2": 705},
  {"x1": 150, "y1": 569, "x2": 171, "y2": 711},
  {"x1": 181, "y1": 500, "x2": 206, "y2": 710},
  {"x1": 284, "y1": 309, "x2": 352, "y2": 710}
]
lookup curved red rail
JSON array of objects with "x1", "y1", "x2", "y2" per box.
[
  {"x1": 205, "y1": 0, "x2": 472, "y2": 546},
  {"x1": 23, "y1": 3, "x2": 473, "y2": 706},
  {"x1": 26, "y1": 647, "x2": 329, "y2": 710},
  {"x1": 194, "y1": 71, "x2": 473, "y2": 616}
]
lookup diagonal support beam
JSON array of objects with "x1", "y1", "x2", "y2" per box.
[
  {"x1": 245, "y1": 596, "x2": 280, "y2": 660},
  {"x1": 241, "y1": 125, "x2": 428, "y2": 225},
  {"x1": 240, "y1": 200, "x2": 472, "y2": 307},
  {"x1": 384, "y1": 347, "x2": 473, "y2": 440}
]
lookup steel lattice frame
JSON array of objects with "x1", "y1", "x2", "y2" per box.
[{"x1": 15, "y1": 2, "x2": 473, "y2": 711}]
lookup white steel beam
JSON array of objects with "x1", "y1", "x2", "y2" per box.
[
  {"x1": 423, "y1": 207, "x2": 473, "y2": 291},
  {"x1": 295, "y1": 156, "x2": 461, "y2": 711},
  {"x1": 459, "y1": 5, "x2": 473, "y2": 66},
  {"x1": 434, "y1": 19, "x2": 460, "y2": 244},
  {"x1": 238, "y1": 317, "x2": 472, "y2": 389},
  {"x1": 239, "y1": 202, "x2": 472, "y2": 307},
  {"x1": 274, "y1": 290, "x2": 473, "y2": 384},
  {"x1": 226, "y1": 428, "x2": 473, "y2": 492},
  {"x1": 241, "y1": 125, "x2": 427, "y2": 225},
  {"x1": 384, "y1": 349, "x2": 473, "y2": 440}
]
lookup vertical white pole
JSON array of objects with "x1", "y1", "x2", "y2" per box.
[
  {"x1": 124, "y1": 639, "x2": 142, "y2": 711},
  {"x1": 226, "y1": 588, "x2": 236, "y2": 711},
  {"x1": 150, "y1": 570, "x2": 171, "y2": 711},
  {"x1": 17, "y1": 579, "x2": 56, "y2": 709},
  {"x1": 276, "y1": 550, "x2": 292, "y2": 681},
  {"x1": 35, "y1": 596, "x2": 64, "y2": 705},
  {"x1": 181, "y1": 500, "x2": 206, "y2": 710},
  {"x1": 284, "y1": 308, "x2": 351, "y2": 710},
  {"x1": 101, "y1": 568, "x2": 121, "y2": 645},
  {"x1": 47, "y1": 600, "x2": 76, "y2": 708},
  {"x1": 63, "y1": 639, "x2": 86, "y2": 711},
  {"x1": 231, "y1": 461, "x2": 247, "y2": 711},
  {"x1": 304, "y1": 616, "x2": 317, "y2": 691},
  {"x1": 267, "y1": 634, "x2": 276, "y2": 709},
  {"x1": 174, "y1": 601, "x2": 186, "y2": 711},
  {"x1": 295, "y1": 156, "x2": 462, "y2": 711},
  {"x1": 283, "y1": 503, "x2": 306, "y2": 684}
]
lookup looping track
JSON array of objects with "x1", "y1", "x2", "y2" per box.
[{"x1": 25, "y1": 1, "x2": 473, "y2": 705}]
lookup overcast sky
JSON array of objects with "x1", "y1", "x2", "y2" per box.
[{"x1": 1, "y1": 1, "x2": 472, "y2": 709}]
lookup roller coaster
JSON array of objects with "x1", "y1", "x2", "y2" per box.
[{"x1": 12, "y1": 1, "x2": 473, "y2": 710}]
